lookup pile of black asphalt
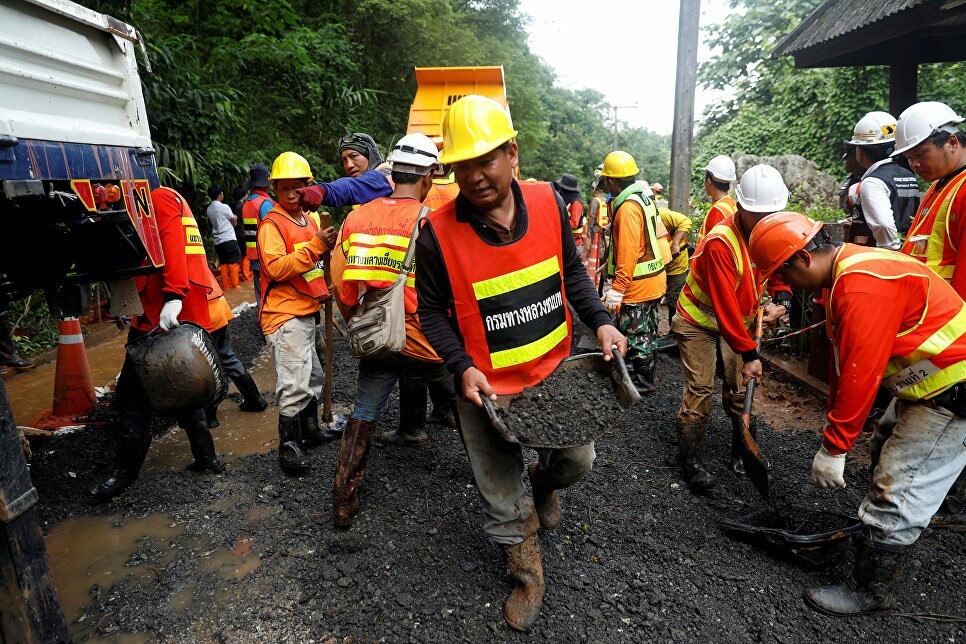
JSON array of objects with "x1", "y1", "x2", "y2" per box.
[{"x1": 27, "y1": 309, "x2": 965, "y2": 642}]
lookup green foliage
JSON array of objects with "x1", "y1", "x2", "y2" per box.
[{"x1": 7, "y1": 294, "x2": 61, "y2": 357}]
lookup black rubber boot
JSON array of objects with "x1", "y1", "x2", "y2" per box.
[
  {"x1": 427, "y1": 378, "x2": 456, "y2": 427},
  {"x1": 300, "y1": 397, "x2": 324, "y2": 449},
  {"x1": 90, "y1": 422, "x2": 151, "y2": 501},
  {"x1": 184, "y1": 420, "x2": 226, "y2": 473},
  {"x1": 631, "y1": 356, "x2": 656, "y2": 395},
  {"x1": 804, "y1": 533, "x2": 910, "y2": 616},
  {"x1": 204, "y1": 405, "x2": 220, "y2": 429},
  {"x1": 232, "y1": 373, "x2": 268, "y2": 412},
  {"x1": 379, "y1": 380, "x2": 429, "y2": 447},
  {"x1": 677, "y1": 422, "x2": 715, "y2": 493},
  {"x1": 278, "y1": 414, "x2": 311, "y2": 475}
]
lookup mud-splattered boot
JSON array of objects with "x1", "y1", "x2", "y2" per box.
[
  {"x1": 232, "y1": 373, "x2": 268, "y2": 412},
  {"x1": 378, "y1": 387, "x2": 429, "y2": 447},
  {"x1": 528, "y1": 462, "x2": 561, "y2": 530},
  {"x1": 204, "y1": 405, "x2": 220, "y2": 428},
  {"x1": 630, "y1": 356, "x2": 656, "y2": 396},
  {"x1": 90, "y1": 421, "x2": 151, "y2": 500},
  {"x1": 804, "y1": 533, "x2": 909, "y2": 616},
  {"x1": 503, "y1": 533, "x2": 545, "y2": 632},
  {"x1": 184, "y1": 419, "x2": 226, "y2": 473},
  {"x1": 299, "y1": 397, "x2": 324, "y2": 449},
  {"x1": 332, "y1": 418, "x2": 375, "y2": 528},
  {"x1": 278, "y1": 414, "x2": 311, "y2": 475},
  {"x1": 677, "y1": 421, "x2": 715, "y2": 493}
]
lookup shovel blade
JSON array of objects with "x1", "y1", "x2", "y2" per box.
[{"x1": 740, "y1": 413, "x2": 769, "y2": 501}]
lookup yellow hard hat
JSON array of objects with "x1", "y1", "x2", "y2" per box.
[
  {"x1": 439, "y1": 95, "x2": 518, "y2": 165},
  {"x1": 600, "y1": 151, "x2": 639, "y2": 179},
  {"x1": 270, "y1": 151, "x2": 314, "y2": 181}
]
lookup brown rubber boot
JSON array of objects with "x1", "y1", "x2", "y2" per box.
[
  {"x1": 332, "y1": 418, "x2": 375, "y2": 528},
  {"x1": 503, "y1": 533, "x2": 546, "y2": 632},
  {"x1": 529, "y1": 462, "x2": 561, "y2": 530},
  {"x1": 677, "y1": 421, "x2": 715, "y2": 493}
]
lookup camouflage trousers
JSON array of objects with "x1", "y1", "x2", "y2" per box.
[{"x1": 615, "y1": 299, "x2": 660, "y2": 367}]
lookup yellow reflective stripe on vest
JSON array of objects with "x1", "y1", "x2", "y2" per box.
[
  {"x1": 294, "y1": 242, "x2": 325, "y2": 282},
  {"x1": 678, "y1": 277, "x2": 719, "y2": 331},
  {"x1": 490, "y1": 321, "x2": 568, "y2": 370},
  {"x1": 883, "y1": 304, "x2": 966, "y2": 399},
  {"x1": 473, "y1": 256, "x2": 559, "y2": 300},
  {"x1": 925, "y1": 173, "x2": 966, "y2": 278},
  {"x1": 606, "y1": 194, "x2": 665, "y2": 279},
  {"x1": 342, "y1": 232, "x2": 410, "y2": 283},
  {"x1": 595, "y1": 197, "x2": 609, "y2": 227},
  {"x1": 713, "y1": 225, "x2": 745, "y2": 286},
  {"x1": 182, "y1": 216, "x2": 206, "y2": 255}
]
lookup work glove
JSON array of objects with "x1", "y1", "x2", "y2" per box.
[
  {"x1": 295, "y1": 185, "x2": 327, "y2": 212},
  {"x1": 811, "y1": 445, "x2": 846, "y2": 489},
  {"x1": 159, "y1": 299, "x2": 183, "y2": 331},
  {"x1": 601, "y1": 289, "x2": 623, "y2": 316}
]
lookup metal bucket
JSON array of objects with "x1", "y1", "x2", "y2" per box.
[{"x1": 125, "y1": 322, "x2": 227, "y2": 415}]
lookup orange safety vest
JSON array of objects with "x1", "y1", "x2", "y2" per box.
[
  {"x1": 204, "y1": 269, "x2": 234, "y2": 332},
  {"x1": 900, "y1": 167, "x2": 966, "y2": 280},
  {"x1": 569, "y1": 200, "x2": 585, "y2": 238},
  {"x1": 258, "y1": 206, "x2": 329, "y2": 309},
  {"x1": 428, "y1": 182, "x2": 572, "y2": 394},
  {"x1": 594, "y1": 196, "x2": 610, "y2": 228},
  {"x1": 242, "y1": 192, "x2": 273, "y2": 261},
  {"x1": 340, "y1": 198, "x2": 420, "y2": 302},
  {"x1": 826, "y1": 245, "x2": 966, "y2": 400},
  {"x1": 697, "y1": 195, "x2": 737, "y2": 243},
  {"x1": 677, "y1": 216, "x2": 764, "y2": 332},
  {"x1": 425, "y1": 178, "x2": 460, "y2": 211}
]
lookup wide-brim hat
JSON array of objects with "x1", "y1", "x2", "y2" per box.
[
  {"x1": 553, "y1": 173, "x2": 580, "y2": 193},
  {"x1": 249, "y1": 163, "x2": 271, "y2": 188}
]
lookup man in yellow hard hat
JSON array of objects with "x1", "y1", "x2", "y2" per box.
[
  {"x1": 414, "y1": 94, "x2": 626, "y2": 632},
  {"x1": 598, "y1": 152, "x2": 672, "y2": 394}
]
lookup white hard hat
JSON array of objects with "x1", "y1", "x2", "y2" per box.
[
  {"x1": 893, "y1": 101, "x2": 964, "y2": 156},
  {"x1": 848, "y1": 111, "x2": 897, "y2": 146},
  {"x1": 735, "y1": 164, "x2": 789, "y2": 213},
  {"x1": 704, "y1": 155, "x2": 737, "y2": 182},
  {"x1": 388, "y1": 133, "x2": 442, "y2": 175}
]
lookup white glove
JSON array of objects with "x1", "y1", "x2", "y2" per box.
[
  {"x1": 602, "y1": 289, "x2": 624, "y2": 315},
  {"x1": 159, "y1": 299, "x2": 183, "y2": 331},
  {"x1": 811, "y1": 445, "x2": 846, "y2": 489}
]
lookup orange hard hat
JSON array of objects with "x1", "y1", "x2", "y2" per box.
[{"x1": 749, "y1": 212, "x2": 824, "y2": 276}]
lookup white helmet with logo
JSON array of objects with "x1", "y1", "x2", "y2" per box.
[
  {"x1": 704, "y1": 155, "x2": 737, "y2": 183},
  {"x1": 848, "y1": 111, "x2": 897, "y2": 146},
  {"x1": 735, "y1": 164, "x2": 789, "y2": 213},
  {"x1": 388, "y1": 133, "x2": 442, "y2": 175},
  {"x1": 893, "y1": 101, "x2": 964, "y2": 155}
]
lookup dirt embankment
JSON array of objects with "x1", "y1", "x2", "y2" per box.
[{"x1": 26, "y1": 311, "x2": 965, "y2": 642}]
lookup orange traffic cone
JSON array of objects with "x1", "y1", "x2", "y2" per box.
[{"x1": 31, "y1": 318, "x2": 98, "y2": 430}]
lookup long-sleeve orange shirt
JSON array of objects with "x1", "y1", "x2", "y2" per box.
[
  {"x1": 257, "y1": 208, "x2": 327, "y2": 335},
  {"x1": 611, "y1": 198, "x2": 672, "y2": 304}
]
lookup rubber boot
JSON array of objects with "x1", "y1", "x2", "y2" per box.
[
  {"x1": 228, "y1": 262, "x2": 240, "y2": 289},
  {"x1": 529, "y1": 462, "x2": 561, "y2": 530},
  {"x1": 427, "y1": 379, "x2": 456, "y2": 427},
  {"x1": 332, "y1": 418, "x2": 375, "y2": 528},
  {"x1": 90, "y1": 422, "x2": 151, "y2": 500},
  {"x1": 278, "y1": 414, "x2": 311, "y2": 475},
  {"x1": 184, "y1": 420, "x2": 226, "y2": 473},
  {"x1": 379, "y1": 377, "x2": 429, "y2": 447},
  {"x1": 219, "y1": 263, "x2": 231, "y2": 290},
  {"x1": 631, "y1": 356, "x2": 656, "y2": 395},
  {"x1": 804, "y1": 533, "x2": 910, "y2": 616},
  {"x1": 503, "y1": 534, "x2": 546, "y2": 632},
  {"x1": 231, "y1": 373, "x2": 268, "y2": 412},
  {"x1": 204, "y1": 405, "x2": 220, "y2": 429},
  {"x1": 677, "y1": 422, "x2": 715, "y2": 493},
  {"x1": 299, "y1": 397, "x2": 325, "y2": 449}
]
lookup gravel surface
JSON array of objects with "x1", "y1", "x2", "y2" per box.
[{"x1": 25, "y1": 311, "x2": 966, "y2": 642}]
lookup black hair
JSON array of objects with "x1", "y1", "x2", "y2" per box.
[
  {"x1": 207, "y1": 184, "x2": 223, "y2": 200},
  {"x1": 860, "y1": 142, "x2": 895, "y2": 163},
  {"x1": 927, "y1": 129, "x2": 966, "y2": 148},
  {"x1": 391, "y1": 170, "x2": 424, "y2": 185},
  {"x1": 705, "y1": 171, "x2": 729, "y2": 192},
  {"x1": 232, "y1": 185, "x2": 248, "y2": 201}
]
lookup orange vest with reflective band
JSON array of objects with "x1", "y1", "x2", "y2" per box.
[
  {"x1": 900, "y1": 167, "x2": 966, "y2": 280},
  {"x1": 429, "y1": 182, "x2": 572, "y2": 394},
  {"x1": 340, "y1": 198, "x2": 420, "y2": 297},
  {"x1": 242, "y1": 192, "x2": 272, "y2": 261},
  {"x1": 204, "y1": 269, "x2": 233, "y2": 332},
  {"x1": 826, "y1": 245, "x2": 966, "y2": 400},
  {"x1": 594, "y1": 196, "x2": 609, "y2": 228},
  {"x1": 425, "y1": 180, "x2": 460, "y2": 211},
  {"x1": 258, "y1": 206, "x2": 329, "y2": 306},
  {"x1": 697, "y1": 195, "x2": 737, "y2": 243},
  {"x1": 677, "y1": 216, "x2": 764, "y2": 332}
]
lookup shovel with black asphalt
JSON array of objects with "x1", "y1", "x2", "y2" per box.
[{"x1": 739, "y1": 307, "x2": 769, "y2": 501}]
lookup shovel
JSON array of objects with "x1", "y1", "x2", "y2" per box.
[{"x1": 740, "y1": 307, "x2": 770, "y2": 501}]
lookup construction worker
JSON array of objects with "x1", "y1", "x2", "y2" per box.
[
  {"x1": 207, "y1": 184, "x2": 241, "y2": 289},
  {"x1": 894, "y1": 101, "x2": 966, "y2": 524},
  {"x1": 553, "y1": 173, "x2": 586, "y2": 257},
  {"x1": 599, "y1": 152, "x2": 672, "y2": 394},
  {"x1": 658, "y1": 204, "x2": 692, "y2": 325},
  {"x1": 847, "y1": 111, "x2": 920, "y2": 249},
  {"x1": 586, "y1": 180, "x2": 610, "y2": 286},
  {"x1": 202, "y1": 269, "x2": 268, "y2": 428},
  {"x1": 231, "y1": 184, "x2": 252, "y2": 282},
  {"x1": 838, "y1": 143, "x2": 862, "y2": 210},
  {"x1": 696, "y1": 155, "x2": 737, "y2": 244},
  {"x1": 414, "y1": 95, "x2": 625, "y2": 632},
  {"x1": 328, "y1": 133, "x2": 456, "y2": 528},
  {"x1": 257, "y1": 152, "x2": 337, "y2": 475},
  {"x1": 672, "y1": 164, "x2": 793, "y2": 492},
  {"x1": 338, "y1": 132, "x2": 383, "y2": 178},
  {"x1": 747, "y1": 212, "x2": 966, "y2": 617},
  {"x1": 241, "y1": 163, "x2": 274, "y2": 307},
  {"x1": 91, "y1": 187, "x2": 223, "y2": 500}
]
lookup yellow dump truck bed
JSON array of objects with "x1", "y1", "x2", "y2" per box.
[{"x1": 407, "y1": 66, "x2": 509, "y2": 147}]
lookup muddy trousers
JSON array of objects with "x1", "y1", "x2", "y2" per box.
[
  {"x1": 454, "y1": 397, "x2": 595, "y2": 545},
  {"x1": 860, "y1": 400, "x2": 966, "y2": 546},
  {"x1": 265, "y1": 315, "x2": 322, "y2": 418},
  {"x1": 671, "y1": 316, "x2": 746, "y2": 424},
  {"x1": 664, "y1": 271, "x2": 688, "y2": 323}
]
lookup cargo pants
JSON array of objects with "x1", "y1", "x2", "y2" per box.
[
  {"x1": 265, "y1": 314, "x2": 322, "y2": 417},
  {"x1": 671, "y1": 316, "x2": 746, "y2": 424}
]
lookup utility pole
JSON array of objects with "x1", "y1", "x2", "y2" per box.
[
  {"x1": 669, "y1": 0, "x2": 700, "y2": 214},
  {"x1": 609, "y1": 104, "x2": 637, "y2": 150}
]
